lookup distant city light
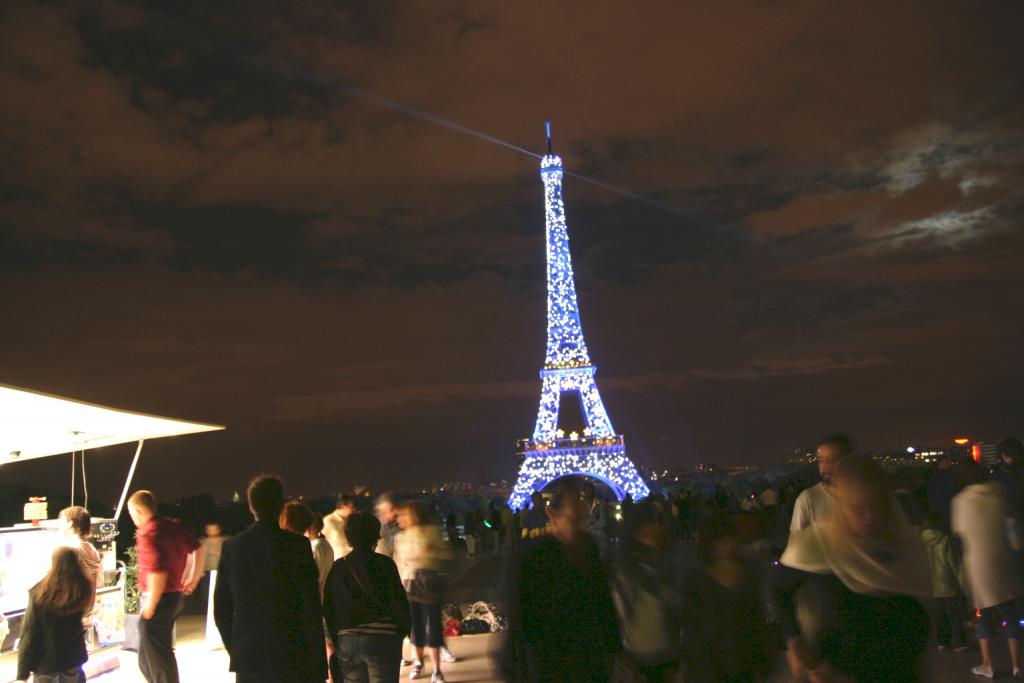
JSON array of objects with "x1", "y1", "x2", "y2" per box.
[
  {"x1": 954, "y1": 438, "x2": 970, "y2": 445},
  {"x1": 906, "y1": 446, "x2": 915, "y2": 453}
]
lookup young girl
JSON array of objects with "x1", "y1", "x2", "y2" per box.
[{"x1": 17, "y1": 547, "x2": 94, "y2": 682}]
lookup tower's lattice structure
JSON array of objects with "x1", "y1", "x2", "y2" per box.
[{"x1": 508, "y1": 125, "x2": 650, "y2": 510}]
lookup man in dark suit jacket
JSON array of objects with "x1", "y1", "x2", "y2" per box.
[{"x1": 214, "y1": 475, "x2": 327, "y2": 683}]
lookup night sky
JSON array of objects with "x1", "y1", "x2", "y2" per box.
[{"x1": 2, "y1": 1, "x2": 1022, "y2": 504}]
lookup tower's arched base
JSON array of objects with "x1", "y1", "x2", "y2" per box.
[{"x1": 508, "y1": 446, "x2": 649, "y2": 510}]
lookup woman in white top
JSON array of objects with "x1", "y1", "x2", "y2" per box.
[
  {"x1": 395, "y1": 501, "x2": 448, "y2": 683},
  {"x1": 952, "y1": 461, "x2": 1024, "y2": 679},
  {"x1": 307, "y1": 512, "x2": 335, "y2": 600}
]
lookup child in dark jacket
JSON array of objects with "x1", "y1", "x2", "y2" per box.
[
  {"x1": 922, "y1": 510, "x2": 969, "y2": 651},
  {"x1": 323, "y1": 511, "x2": 411, "y2": 683},
  {"x1": 17, "y1": 547, "x2": 94, "y2": 682}
]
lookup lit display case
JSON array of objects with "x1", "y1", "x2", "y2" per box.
[
  {"x1": 0, "y1": 520, "x2": 124, "y2": 652},
  {"x1": 0, "y1": 524, "x2": 60, "y2": 616},
  {"x1": 0, "y1": 383, "x2": 224, "y2": 653}
]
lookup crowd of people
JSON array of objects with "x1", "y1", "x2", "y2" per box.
[{"x1": 10, "y1": 434, "x2": 1024, "y2": 683}]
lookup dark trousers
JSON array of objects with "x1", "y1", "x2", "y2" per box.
[
  {"x1": 138, "y1": 592, "x2": 183, "y2": 683},
  {"x1": 186, "y1": 573, "x2": 211, "y2": 615},
  {"x1": 638, "y1": 659, "x2": 681, "y2": 683},
  {"x1": 409, "y1": 601, "x2": 443, "y2": 648},
  {"x1": 930, "y1": 596, "x2": 966, "y2": 647},
  {"x1": 332, "y1": 633, "x2": 402, "y2": 683},
  {"x1": 977, "y1": 600, "x2": 1023, "y2": 640},
  {"x1": 31, "y1": 669, "x2": 84, "y2": 683}
]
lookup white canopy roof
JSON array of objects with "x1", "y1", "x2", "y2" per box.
[{"x1": 0, "y1": 383, "x2": 224, "y2": 464}]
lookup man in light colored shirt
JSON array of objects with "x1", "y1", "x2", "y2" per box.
[
  {"x1": 789, "y1": 434, "x2": 852, "y2": 532},
  {"x1": 323, "y1": 493, "x2": 356, "y2": 559}
]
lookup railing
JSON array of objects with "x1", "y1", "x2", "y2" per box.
[{"x1": 520, "y1": 434, "x2": 624, "y2": 453}]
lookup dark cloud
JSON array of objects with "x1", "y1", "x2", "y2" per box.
[{"x1": 1, "y1": 0, "x2": 1023, "y2": 502}]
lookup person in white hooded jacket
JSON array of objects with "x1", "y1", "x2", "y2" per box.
[{"x1": 952, "y1": 460, "x2": 1024, "y2": 679}]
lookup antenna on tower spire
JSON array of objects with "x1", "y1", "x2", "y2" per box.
[{"x1": 545, "y1": 121, "x2": 553, "y2": 154}]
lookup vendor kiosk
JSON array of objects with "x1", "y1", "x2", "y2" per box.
[{"x1": 0, "y1": 383, "x2": 223, "y2": 653}]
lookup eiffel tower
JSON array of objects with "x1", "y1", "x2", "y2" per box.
[{"x1": 508, "y1": 124, "x2": 650, "y2": 510}]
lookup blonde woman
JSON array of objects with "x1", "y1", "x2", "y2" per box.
[{"x1": 394, "y1": 501, "x2": 447, "y2": 682}]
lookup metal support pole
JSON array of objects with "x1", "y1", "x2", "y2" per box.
[{"x1": 115, "y1": 440, "x2": 145, "y2": 520}]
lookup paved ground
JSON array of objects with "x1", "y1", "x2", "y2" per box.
[
  {"x1": 0, "y1": 615, "x2": 503, "y2": 682},
  {"x1": 1, "y1": 613, "x2": 1019, "y2": 681},
  {"x1": 0, "y1": 553, "x2": 1016, "y2": 681}
]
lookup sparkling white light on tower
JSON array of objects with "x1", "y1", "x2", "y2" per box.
[{"x1": 508, "y1": 144, "x2": 650, "y2": 511}]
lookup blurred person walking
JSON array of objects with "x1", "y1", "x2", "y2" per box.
[
  {"x1": 214, "y1": 475, "x2": 326, "y2": 683},
  {"x1": 309, "y1": 513, "x2": 335, "y2": 600},
  {"x1": 676, "y1": 491, "x2": 695, "y2": 541},
  {"x1": 395, "y1": 500, "x2": 449, "y2": 682},
  {"x1": 325, "y1": 494, "x2": 357, "y2": 560},
  {"x1": 921, "y1": 510, "x2": 968, "y2": 652},
  {"x1": 375, "y1": 493, "x2": 400, "y2": 558},
  {"x1": 281, "y1": 501, "x2": 334, "y2": 599},
  {"x1": 16, "y1": 547, "x2": 94, "y2": 683},
  {"x1": 681, "y1": 513, "x2": 772, "y2": 683},
  {"x1": 993, "y1": 438, "x2": 1024, "y2": 521},
  {"x1": 57, "y1": 506, "x2": 101, "y2": 592},
  {"x1": 201, "y1": 521, "x2": 227, "y2": 573},
  {"x1": 127, "y1": 490, "x2": 203, "y2": 683},
  {"x1": 503, "y1": 480, "x2": 620, "y2": 682},
  {"x1": 789, "y1": 434, "x2": 853, "y2": 532},
  {"x1": 927, "y1": 457, "x2": 960, "y2": 532},
  {"x1": 198, "y1": 521, "x2": 228, "y2": 611},
  {"x1": 280, "y1": 499, "x2": 314, "y2": 537},
  {"x1": 611, "y1": 501, "x2": 683, "y2": 682},
  {"x1": 773, "y1": 457, "x2": 931, "y2": 682},
  {"x1": 324, "y1": 511, "x2": 411, "y2": 683},
  {"x1": 522, "y1": 492, "x2": 548, "y2": 539},
  {"x1": 582, "y1": 482, "x2": 610, "y2": 557},
  {"x1": 56, "y1": 506, "x2": 103, "y2": 647},
  {"x1": 501, "y1": 503, "x2": 517, "y2": 554},
  {"x1": 487, "y1": 502, "x2": 503, "y2": 555},
  {"x1": 994, "y1": 438, "x2": 1024, "y2": 582},
  {"x1": 463, "y1": 511, "x2": 480, "y2": 558},
  {"x1": 952, "y1": 461, "x2": 1024, "y2": 679}
]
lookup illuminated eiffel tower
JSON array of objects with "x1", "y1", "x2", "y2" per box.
[{"x1": 508, "y1": 124, "x2": 649, "y2": 509}]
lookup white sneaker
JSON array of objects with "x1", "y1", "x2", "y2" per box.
[
  {"x1": 409, "y1": 660, "x2": 423, "y2": 679},
  {"x1": 431, "y1": 672, "x2": 446, "y2": 683},
  {"x1": 440, "y1": 646, "x2": 457, "y2": 663},
  {"x1": 972, "y1": 665, "x2": 994, "y2": 679}
]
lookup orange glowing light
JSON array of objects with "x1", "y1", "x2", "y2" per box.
[
  {"x1": 972, "y1": 444, "x2": 982, "y2": 462},
  {"x1": 954, "y1": 438, "x2": 970, "y2": 446}
]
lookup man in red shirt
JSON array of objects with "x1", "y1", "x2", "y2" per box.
[{"x1": 128, "y1": 490, "x2": 203, "y2": 683}]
